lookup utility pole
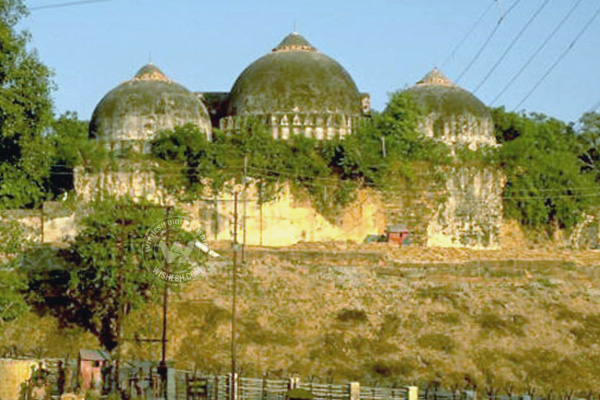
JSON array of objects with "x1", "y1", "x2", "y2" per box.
[
  {"x1": 231, "y1": 192, "x2": 239, "y2": 400},
  {"x1": 259, "y1": 179, "x2": 263, "y2": 247},
  {"x1": 242, "y1": 155, "x2": 248, "y2": 263},
  {"x1": 159, "y1": 206, "x2": 171, "y2": 400},
  {"x1": 40, "y1": 205, "x2": 44, "y2": 243},
  {"x1": 115, "y1": 217, "x2": 125, "y2": 392}
]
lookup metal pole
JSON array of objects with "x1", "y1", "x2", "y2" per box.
[
  {"x1": 115, "y1": 220, "x2": 124, "y2": 392},
  {"x1": 259, "y1": 180, "x2": 263, "y2": 247},
  {"x1": 242, "y1": 155, "x2": 247, "y2": 263},
  {"x1": 231, "y1": 192, "x2": 238, "y2": 400},
  {"x1": 40, "y1": 205, "x2": 44, "y2": 243},
  {"x1": 160, "y1": 206, "x2": 171, "y2": 399}
]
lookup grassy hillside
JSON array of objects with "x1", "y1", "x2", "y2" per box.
[
  {"x1": 160, "y1": 244, "x2": 600, "y2": 394},
  {"x1": 4, "y1": 244, "x2": 600, "y2": 395}
]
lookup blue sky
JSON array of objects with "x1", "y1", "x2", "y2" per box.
[{"x1": 21, "y1": 0, "x2": 600, "y2": 123}]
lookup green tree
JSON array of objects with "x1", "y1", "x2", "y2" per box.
[
  {"x1": 23, "y1": 198, "x2": 190, "y2": 350},
  {"x1": 346, "y1": 92, "x2": 449, "y2": 188},
  {"x1": 495, "y1": 108, "x2": 597, "y2": 231},
  {"x1": 46, "y1": 111, "x2": 103, "y2": 196},
  {"x1": 577, "y1": 111, "x2": 600, "y2": 182},
  {"x1": 0, "y1": 266, "x2": 28, "y2": 323},
  {"x1": 0, "y1": 0, "x2": 54, "y2": 209}
]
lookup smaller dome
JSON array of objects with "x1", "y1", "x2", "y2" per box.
[
  {"x1": 90, "y1": 63, "x2": 211, "y2": 145},
  {"x1": 406, "y1": 68, "x2": 495, "y2": 148},
  {"x1": 408, "y1": 68, "x2": 490, "y2": 118}
]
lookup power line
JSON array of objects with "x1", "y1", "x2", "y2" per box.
[
  {"x1": 491, "y1": 0, "x2": 585, "y2": 106},
  {"x1": 29, "y1": 0, "x2": 115, "y2": 11},
  {"x1": 440, "y1": 0, "x2": 497, "y2": 69},
  {"x1": 586, "y1": 97, "x2": 600, "y2": 113},
  {"x1": 514, "y1": 3, "x2": 600, "y2": 111},
  {"x1": 473, "y1": 0, "x2": 551, "y2": 94},
  {"x1": 456, "y1": 0, "x2": 524, "y2": 84}
]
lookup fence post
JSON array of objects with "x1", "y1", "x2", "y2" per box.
[
  {"x1": 349, "y1": 382, "x2": 360, "y2": 400},
  {"x1": 408, "y1": 387, "x2": 419, "y2": 400},
  {"x1": 289, "y1": 377, "x2": 300, "y2": 390},
  {"x1": 215, "y1": 375, "x2": 219, "y2": 400},
  {"x1": 186, "y1": 373, "x2": 190, "y2": 400},
  {"x1": 227, "y1": 374, "x2": 238, "y2": 400}
]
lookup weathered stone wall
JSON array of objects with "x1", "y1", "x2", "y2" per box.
[
  {"x1": 180, "y1": 185, "x2": 386, "y2": 246},
  {"x1": 74, "y1": 166, "x2": 162, "y2": 203},
  {"x1": 69, "y1": 166, "x2": 502, "y2": 248},
  {"x1": 427, "y1": 166, "x2": 504, "y2": 249}
]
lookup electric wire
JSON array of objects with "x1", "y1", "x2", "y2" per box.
[
  {"x1": 43, "y1": 162, "x2": 600, "y2": 200},
  {"x1": 440, "y1": 0, "x2": 497, "y2": 69},
  {"x1": 514, "y1": 3, "x2": 600, "y2": 110},
  {"x1": 587, "y1": 96, "x2": 600, "y2": 113},
  {"x1": 491, "y1": 0, "x2": 585, "y2": 105},
  {"x1": 473, "y1": 0, "x2": 551, "y2": 94},
  {"x1": 29, "y1": 0, "x2": 114, "y2": 11},
  {"x1": 456, "y1": 0, "x2": 523, "y2": 84}
]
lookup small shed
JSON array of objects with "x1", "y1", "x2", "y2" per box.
[
  {"x1": 386, "y1": 225, "x2": 410, "y2": 245},
  {"x1": 78, "y1": 349, "x2": 109, "y2": 393}
]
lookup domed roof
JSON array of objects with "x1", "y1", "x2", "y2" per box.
[
  {"x1": 404, "y1": 68, "x2": 496, "y2": 148},
  {"x1": 227, "y1": 33, "x2": 362, "y2": 116},
  {"x1": 90, "y1": 64, "x2": 211, "y2": 143},
  {"x1": 406, "y1": 68, "x2": 491, "y2": 119}
]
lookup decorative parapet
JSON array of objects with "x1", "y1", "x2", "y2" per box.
[{"x1": 220, "y1": 113, "x2": 358, "y2": 140}]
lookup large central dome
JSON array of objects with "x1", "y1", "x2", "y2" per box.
[{"x1": 227, "y1": 33, "x2": 362, "y2": 117}]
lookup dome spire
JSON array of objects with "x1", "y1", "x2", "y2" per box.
[
  {"x1": 272, "y1": 32, "x2": 317, "y2": 53},
  {"x1": 416, "y1": 67, "x2": 454, "y2": 87},
  {"x1": 133, "y1": 63, "x2": 170, "y2": 82}
]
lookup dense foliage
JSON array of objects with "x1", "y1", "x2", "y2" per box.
[
  {"x1": 22, "y1": 198, "x2": 186, "y2": 350},
  {"x1": 493, "y1": 108, "x2": 599, "y2": 231},
  {"x1": 45, "y1": 111, "x2": 104, "y2": 196},
  {"x1": 0, "y1": 0, "x2": 54, "y2": 209},
  {"x1": 151, "y1": 92, "x2": 449, "y2": 218}
]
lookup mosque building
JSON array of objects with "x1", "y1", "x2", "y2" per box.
[{"x1": 78, "y1": 32, "x2": 502, "y2": 248}]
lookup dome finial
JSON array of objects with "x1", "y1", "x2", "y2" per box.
[
  {"x1": 273, "y1": 32, "x2": 317, "y2": 53},
  {"x1": 416, "y1": 67, "x2": 454, "y2": 87},
  {"x1": 133, "y1": 63, "x2": 169, "y2": 82}
]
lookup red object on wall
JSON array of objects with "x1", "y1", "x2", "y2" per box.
[{"x1": 386, "y1": 225, "x2": 410, "y2": 245}]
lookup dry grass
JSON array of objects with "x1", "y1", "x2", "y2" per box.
[
  {"x1": 165, "y1": 244, "x2": 600, "y2": 392},
  {"x1": 3, "y1": 244, "x2": 600, "y2": 394}
]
